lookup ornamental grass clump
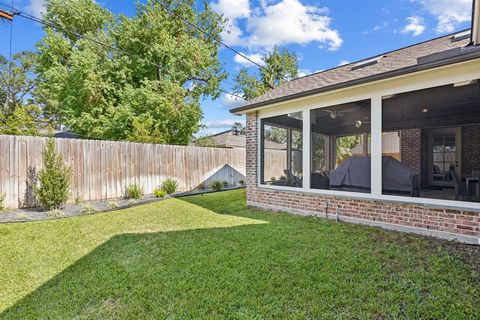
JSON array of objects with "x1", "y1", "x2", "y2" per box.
[
  {"x1": 211, "y1": 180, "x2": 223, "y2": 191},
  {"x1": 36, "y1": 138, "x2": 72, "y2": 210},
  {"x1": 161, "y1": 179, "x2": 178, "y2": 195},
  {"x1": 124, "y1": 183, "x2": 144, "y2": 200}
]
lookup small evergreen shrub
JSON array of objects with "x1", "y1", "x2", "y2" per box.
[
  {"x1": 271, "y1": 177, "x2": 277, "y2": 182},
  {"x1": 161, "y1": 179, "x2": 178, "y2": 195},
  {"x1": 238, "y1": 180, "x2": 245, "y2": 186},
  {"x1": 211, "y1": 180, "x2": 223, "y2": 191},
  {"x1": 0, "y1": 192, "x2": 5, "y2": 211},
  {"x1": 197, "y1": 183, "x2": 206, "y2": 190},
  {"x1": 36, "y1": 138, "x2": 72, "y2": 210},
  {"x1": 124, "y1": 183, "x2": 144, "y2": 199},
  {"x1": 222, "y1": 181, "x2": 229, "y2": 188},
  {"x1": 153, "y1": 187, "x2": 167, "y2": 198}
]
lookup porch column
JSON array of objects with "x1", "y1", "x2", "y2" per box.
[
  {"x1": 371, "y1": 95, "x2": 382, "y2": 195},
  {"x1": 302, "y1": 109, "x2": 310, "y2": 191}
]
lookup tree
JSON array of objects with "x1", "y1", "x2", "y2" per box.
[
  {"x1": 36, "y1": 138, "x2": 72, "y2": 210},
  {"x1": 234, "y1": 46, "x2": 299, "y2": 101},
  {"x1": 35, "y1": 0, "x2": 226, "y2": 144},
  {"x1": 0, "y1": 52, "x2": 44, "y2": 135},
  {"x1": 231, "y1": 122, "x2": 245, "y2": 135}
]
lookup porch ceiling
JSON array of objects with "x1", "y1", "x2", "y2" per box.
[{"x1": 383, "y1": 82, "x2": 480, "y2": 131}]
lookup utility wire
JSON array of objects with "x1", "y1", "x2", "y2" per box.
[
  {"x1": 0, "y1": 1, "x2": 246, "y2": 101},
  {"x1": 153, "y1": 0, "x2": 269, "y2": 76}
]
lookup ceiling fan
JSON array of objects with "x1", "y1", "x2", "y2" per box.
[{"x1": 322, "y1": 109, "x2": 344, "y2": 119}]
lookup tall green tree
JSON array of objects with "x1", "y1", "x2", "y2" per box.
[
  {"x1": 234, "y1": 46, "x2": 299, "y2": 101},
  {"x1": 35, "y1": 0, "x2": 226, "y2": 144},
  {"x1": 0, "y1": 52, "x2": 43, "y2": 135}
]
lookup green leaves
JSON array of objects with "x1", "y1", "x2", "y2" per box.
[
  {"x1": 234, "y1": 46, "x2": 299, "y2": 101},
  {"x1": 35, "y1": 0, "x2": 226, "y2": 144},
  {"x1": 36, "y1": 138, "x2": 72, "y2": 210}
]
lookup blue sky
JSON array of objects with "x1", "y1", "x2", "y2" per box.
[{"x1": 0, "y1": 0, "x2": 474, "y2": 135}]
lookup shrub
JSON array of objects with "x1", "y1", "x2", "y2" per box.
[
  {"x1": 124, "y1": 182, "x2": 144, "y2": 199},
  {"x1": 197, "y1": 183, "x2": 206, "y2": 190},
  {"x1": 238, "y1": 180, "x2": 245, "y2": 186},
  {"x1": 222, "y1": 181, "x2": 229, "y2": 188},
  {"x1": 74, "y1": 194, "x2": 84, "y2": 205},
  {"x1": 271, "y1": 177, "x2": 277, "y2": 182},
  {"x1": 36, "y1": 138, "x2": 72, "y2": 210},
  {"x1": 161, "y1": 178, "x2": 178, "y2": 195},
  {"x1": 0, "y1": 192, "x2": 5, "y2": 211},
  {"x1": 153, "y1": 187, "x2": 167, "y2": 198},
  {"x1": 211, "y1": 180, "x2": 223, "y2": 191}
]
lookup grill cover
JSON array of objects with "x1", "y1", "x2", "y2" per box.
[{"x1": 330, "y1": 156, "x2": 417, "y2": 194}]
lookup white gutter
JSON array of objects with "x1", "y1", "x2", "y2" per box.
[{"x1": 473, "y1": 0, "x2": 480, "y2": 45}]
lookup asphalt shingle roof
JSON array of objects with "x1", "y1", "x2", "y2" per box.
[{"x1": 233, "y1": 31, "x2": 473, "y2": 112}]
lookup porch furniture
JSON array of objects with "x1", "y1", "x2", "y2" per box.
[
  {"x1": 330, "y1": 156, "x2": 420, "y2": 196},
  {"x1": 284, "y1": 169, "x2": 302, "y2": 188},
  {"x1": 311, "y1": 171, "x2": 330, "y2": 189},
  {"x1": 450, "y1": 170, "x2": 469, "y2": 201},
  {"x1": 466, "y1": 177, "x2": 480, "y2": 201}
]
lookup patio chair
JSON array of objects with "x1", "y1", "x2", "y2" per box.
[
  {"x1": 284, "y1": 169, "x2": 302, "y2": 188},
  {"x1": 450, "y1": 170, "x2": 468, "y2": 201}
]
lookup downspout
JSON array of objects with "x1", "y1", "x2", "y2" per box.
[{"x1": 472, "y1": 0, "x2": 480, "y2": 45}]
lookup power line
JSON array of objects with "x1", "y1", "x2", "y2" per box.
[
  {"x1": 0, "y1": 1, "x2": 246, "y2": 101},
  {"x1": 153, "y1": 0, "x2": 268, "y2": 74}
]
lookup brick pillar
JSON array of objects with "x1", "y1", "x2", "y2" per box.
[
  {"x1": 401, "y1": 128, "x2": 421, "y2": 176},
  {"x1": 245, "y1": 112, "x2": 258, "y2": 190},
  {"x1": 462, "y1": 125, "x2": 480, "y2": 176}
]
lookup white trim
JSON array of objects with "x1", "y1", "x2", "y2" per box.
[
  {"x1": 371, "y1": 96, "x2": 382, "y2": 195},
  {"x1": 302, "y1": 110, "x2": 310, "y2": 191}
]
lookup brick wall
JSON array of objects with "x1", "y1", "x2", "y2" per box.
[
  {"x1": 246, "y1": 112, "x2": 259, "y2": 189},
  {"x1": 462, "y1": 125, "x2": 480, "y2": 176},
  {"x1": 400, "y1": 129, "x2": 422, "y2": 177},
  {"x1": 245, "y1": 113, "x2": 479, "y2": 244}
]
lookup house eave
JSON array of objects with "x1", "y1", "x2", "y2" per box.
[{"x1": 231, "y1": 46, "x2": 480, "y2": 115}]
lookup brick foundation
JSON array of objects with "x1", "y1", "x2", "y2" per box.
[{"x1": 246, "y1": 113, "x2": 480, "y2": 245}]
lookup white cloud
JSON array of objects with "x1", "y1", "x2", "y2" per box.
[
  {"x1": 401, "y1": 16, "x2": 426, "y2": 36},
  {"x1": 233, "y1": 52, "x2": 266, "y2": 67},
  {"x1": 413, "y1": 0, "x2": 472, "y2": 33},
  {"x1": 210, "y1": 0, "x2": 250, "y2": 20},
  {"x1": 337, "y1": 60, "x2": 350, "y2": 66},
  {"x1": 220, "y1": 93, "x2": 247, "y2": 109},
  {"x1": 298, "y1": 69, "x2": 311, "y2": 77},
  {"x1": 203, "y1": 118, "x2": 245, "y2": 129},
  {"x1": 211, "y1": 0, "x2": 343, "y2": 51},
  {"x1": 363, "y1": 21, "x2": 389, "y2": 34},
  {"x1": 24, "y1": 0, "x2": 46, "y2": 17}
]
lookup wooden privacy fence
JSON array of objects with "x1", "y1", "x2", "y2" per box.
[{"x1": 0, "y1": 135, "x2": 246, "y2": 208}]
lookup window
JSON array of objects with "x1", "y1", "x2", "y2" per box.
[
  {"x1": 261, "y1": 112, "x2": 303, "y2": 188},
  {"x1": 310, "y1": 100, "x2": 371, "y2": 192}
]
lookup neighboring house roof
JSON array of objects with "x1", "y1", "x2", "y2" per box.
[
  {"x1": 231, "y1": 30, "x2": 480, "y2": 113},
  {"x1": 194, "y1": 129, "x2": 286, "y2": 149},
  {"x1": 205, "y1": 129, "x2": 247, "y2": 148},
  {"x1": 53, "y1": 131, "x2": 79, "y2": 139}
]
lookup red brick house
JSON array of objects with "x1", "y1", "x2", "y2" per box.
[{"x1": 231, "y1": 2, "x2": 480, "y2": 245}]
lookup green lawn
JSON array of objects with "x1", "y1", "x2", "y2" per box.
[{"x1": 0, "y1": 190, "x2": 479, "y2": 319}]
